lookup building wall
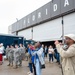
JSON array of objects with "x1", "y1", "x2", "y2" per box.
[
  {"x1": 11, "y1": 0, "x2": 75, "y2": 33},
  {"x1": 18, "y1": 28, "x2": 32, "y2": 40},
  {"x1": 11, "y1": 0, "x2": 75, "y2": 42},
  {"x1": 18, "y1": 13, "x2": 75, "y2": 42}
]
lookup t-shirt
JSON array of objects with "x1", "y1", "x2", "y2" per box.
[{"x1": 48, "y1": 48, "x2": 54, "y2": 54}]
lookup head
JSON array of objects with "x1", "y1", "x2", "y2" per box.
[
  {"x1": 0, "y1": 44, "x2": 1, "y2": 47},
  {"x1": 27, "y1": 44, "x2": 31, "y2": 48},
  {"x1": 49, "y1": 45, "x2": 53, "y2": 49},
  {"x1": 65, "y1": 34, "x2": 75, "y2": 46},
  {"x1": 45, "y1": 45, "x2": 47, "y2": 48},
  {"x1": 7, "y1": 45, "x2": 10, "y2": 48},
  {"x1": 15, "y1": 44, "x2": 18, "y2": 48},
  {"x1": 10, "y1": 44, "x2": 14, "y2": 48},
  {"x1": 1, "y1": 43, "x2": 3, "y2": 46},
  {"x1": 42, "y1": 44, "x2": 44, "y2": 48},
  {"x1": 35, "y1": 42, "x2": 41, "y2": 48},
  {"x1": 19, "y1": 44, "x2": 23, "y2": 47}
]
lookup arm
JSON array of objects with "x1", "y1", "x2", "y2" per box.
[
  {"x1": 56, "y1": 44, "x2": 75, "y2": 58},
  {"x1": 37, "y1": 48, "x2": 43, "y2": 56}
]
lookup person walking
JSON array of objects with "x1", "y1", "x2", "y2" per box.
[{"x1": 55, "y1": 34, "x2": 75, "y2": 75}]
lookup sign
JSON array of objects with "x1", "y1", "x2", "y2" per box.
[
  {"x1": 11, "y1": 0, "x2": 75, "y2": 33},
  {"x1": 50, "y1": 0, "x2": 61, "y2": 17},
  {"x1": 27, "y1": 14, "x2": 32, "y2": 27},
  {"x1": 74, "y1": 0, "x2": 75, "y2": 8},
  {"x1": 22, "y1": 17, "x2": 27, "y2": 28},
  {"x1": 42, "y1": 2, "x2": 51, "y2": 21},
  {"x1": 36, "y1": 7, "x2": 43, "y2": 23},
  {"x1": 61, "y1": 0, "x2": 74, "y2": 13},
  {"x1": 31, "y1": 11, "x2": 37, "y2": 25}
]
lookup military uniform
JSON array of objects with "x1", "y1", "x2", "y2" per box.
[
  {"x1": 6, "y1": 47, "x2": 10, "y2": 59},
  {"x1": 14, "y1": 47, "x2": 21, "y2": 68},
  {"x1": 20, "y1": 47, "x2": 25, "y2": 59},
  {"x1": 19, "y1": 47, "x2": 25, "y2": 66},
  {"x1": 8, "y1": 48, "x2": 14, "y2": 66}
]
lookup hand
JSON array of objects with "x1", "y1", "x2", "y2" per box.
[{"x1": 54, "y1": 40, "x2": 60, "y2": 45}]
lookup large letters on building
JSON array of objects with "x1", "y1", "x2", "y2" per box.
[
  {"x1": 61, "y1": 0, "x2": 74, "y2": 13},
  {"x1": 51, "y1": 0, "x2": 60, "y2": 17},
  {"x1": 42, "y1": 2, "x2": 51, "y2": 21},
  {"x1": 12, "y1": 0, "x2": 75, "y2": 32}
]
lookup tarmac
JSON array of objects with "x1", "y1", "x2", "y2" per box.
[{"x1": 0, "y1": 58, "x2": 62, "y2": 75}]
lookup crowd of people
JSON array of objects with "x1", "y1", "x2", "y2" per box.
[
  {"x1": 24, "y1": 42, "x2": 60, "y2": 75},
  {"x1": 6, "y1": 44, "x2": 25, "y2": 69},
  {"x1": 0, "y1": 33, "x2": 75, "y2": 75},
  {"x1": 0, "y1": 42, "x2": 61, "y2": 75},
  {"x1": 0, "y1": 43, "x2": 25, "y2": 68}
]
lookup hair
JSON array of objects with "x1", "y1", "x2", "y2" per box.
[
  {"x1": 10, "y1": 44, "x2": 14, "y2": 47},
  {"x1": 15, "y1": 44, "x2": 18, "y2": 46}
]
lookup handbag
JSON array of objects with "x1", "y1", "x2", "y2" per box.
[{"x1": 41, "y1": 64, "x2": 45, "y2": 69}]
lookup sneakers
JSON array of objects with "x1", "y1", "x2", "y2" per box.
[
  {"x1": 7, "y1": 64, "x2": 10, "y2": 66},
  {"x1": 27, "y1": 71, "x2": 33, "y2": 75},
  {"x1": 13, "y1": 65, "x2": 18, "y2": 69}
]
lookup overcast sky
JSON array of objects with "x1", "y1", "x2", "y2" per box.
[{"x1": 0, "y1": 0, "x2": 51, "y2": 34}]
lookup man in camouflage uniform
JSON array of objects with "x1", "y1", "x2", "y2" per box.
[
  {"x1": 19, "y1": 44, "x2": 25, "y2": 66},
  {"x1": 13, "y1": 44, "x2": 21, "y2": 69},
  {"x1": 7, "y1": 45, "x2": 14, "y2": 67},
  {"x1": 6, "y1": 45, "x2": 10, "y2": 60},
  {"x1": 20, "y1": 44, "x2": 25, "y2": 59}
]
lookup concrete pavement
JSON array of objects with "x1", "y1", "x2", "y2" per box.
[{"x1": 0, "y1": 58, "x2": 62, "y2": 75}]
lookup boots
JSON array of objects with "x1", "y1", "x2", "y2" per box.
[{"x1": 13, "y1": 65, "x2": 18, "y2": 69}]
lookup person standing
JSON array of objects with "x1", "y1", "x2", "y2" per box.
[
  {"x1": 55, "y1": 34, "x2": 75, "y2": 75},
  {"x1": 13, "y1": 44, "x2": 21, "y2": 69},
  {"x1": 19, "y1": 44, "x2": 25, "y2": 60},
  {"x1": 6, "y1": 45, "x2": 10, "y2": 60},
  {"x1": 0, "y1": 43, "x2": 5, "y2": 63},
  {"x1": 44, "y1": 46, "x2": 48, "y2": 57},
  {"x1": 7, "y1": 45, "x2": 14, "y2": 67},
  {"x1": 0, "y1": 44, "x2": 3, "y2": 65},
  {"x1": 48, "y1": 45, "x2": 54, "y2": 63},
  {"x1": 32, "y1": 42, "x2": 45, "y2": 75},
  {"x1": 19, "y1": 44, "x2": 25, "y2": 66},
  {"x1": 54, "y1": 48, "x2": 60, "y2": 64},
  {"x1": 42, "y1": 44, "x2": 45, "y2": 57}
]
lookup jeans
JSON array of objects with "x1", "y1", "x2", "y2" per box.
[
  {"x1": 35, "y1": 59, "x2": 41, "y2": 75},
  {"x1": 33, "y1": 63, "x2": 36, "y2": 75},
  {"x1": 56, "y1": 53, "x2": 60, "y2": 63},
  {"x1": 29, "y1": 63, "x2": 33, "y2": 73},
  {"x1": 49, "y1": 54, "x2": 53, "y2": 62}
]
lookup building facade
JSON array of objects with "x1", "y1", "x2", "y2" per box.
[{"x1": 9, "y1": 0, "x2": 75, "y2": 42}]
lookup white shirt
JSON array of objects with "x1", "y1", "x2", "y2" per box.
[
  {"x1": 0, "y1": 47, "x2": 4, "y2": 54},
  {"x1": 48, "y1": 48, "x2": 54, "y2": 54}
]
